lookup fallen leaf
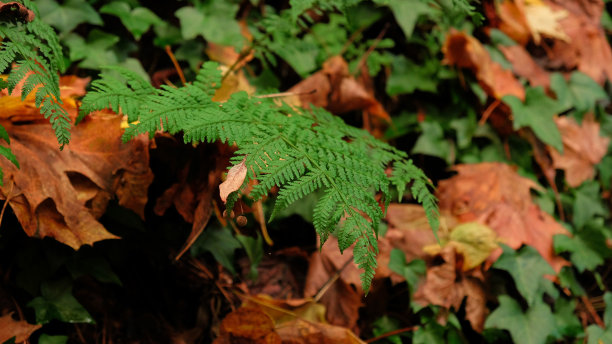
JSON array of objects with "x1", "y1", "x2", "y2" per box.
[
  {"x1": 287, "y1": 56, "x2": 390, "y2": 121},
  {"x1": 442, "y1": 29, "x2": 525, "y2": 100},
  {"x1": 498, "y1": 45, "x2": 550, "y2": 88},
  {"x1": 0, "y1": 313, "x2": 41, "y2": 343},
  {"x1": 488, "y1": 0, "x2": 531, "y2": 45},
  {"x1": 413, "y1": 246, "x2": 487, "y2": 332},
  {"x1": 219, "y1": 156, "x2": 247, "y2": 203},
  {"x1": 213, "y1": 307, "x2": 282, "y2": 344},
  {"x1": 0, "y1": 111, "x2": 153, "y2": 248},
  {"x1": 276, "y1": 318, "x2": 366, "y2": 344},
  {"x1": 303, "y1": 236, "x2": 363, "y2": 332},
  {"x1": 523, "y1": 0, "x2": 569, "y2": 44},
  {"x1": 550, "y1": 114, "x2": 610, "y2": 187},
  {"x1": 436, "y1": 162, "x2": 569, "y2": 271}
]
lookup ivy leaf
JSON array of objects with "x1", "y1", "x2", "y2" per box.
[
  {"x1": 38, "y1": 334, "x2": 68, "y2": 344},
  {"x1": 585, "y1": 292, "x2": 612, "y2": 344},
  {"x1": 386, "y1": 55, "x2": 438, "y2": 95},
  {"x1": 175, "y1": 1, "x2": 244, "y2": 48},
  {"x1": 100, "y1": 2, "x2": 163, "y2": 40},
  {"x1": 191, "y1": 226, "x2": 241, "y2": 275},
  {"x1": 388, "y1": 248, "x2": 425, "y2": 291},
  {"x1": 382, "y1": 0, "x2": 437, "y2": 38},
  {"x1": 37, "y1": 0, "x2": 102, "y2": 34},
  {"x1": 27, "y1": 277, "x2": 94, "y2": 325},
  {"x1": 236, "y1": 234, "x2": 264, "y2": 280},
  {"x1": 554, "y1": 223, "x2": 611, "y2": 272},
  {"x1": 550, "y1": 72, "x2": 607, "y2": 117},
  {"x1": 492, "y1": 245, "x2": 555, "y2": 305},
  {"x1": 64, "y1": 30, "x2": 120, "y2": 69},
  {"x1": 503, "y1": 87, "x2": 564, "y2": 152},
  {"x1": 552, "y1": 298, "x2": 582, "y2": 339},
  {"x1": 572, "y1": 181, "x2": 608, "y2": 229},
  {"x1": 485, "y1": 295, "x2": 555, "y2": 344},
  {"x1": 411, "y1": 121, "x2": 452, "y2": 163}
]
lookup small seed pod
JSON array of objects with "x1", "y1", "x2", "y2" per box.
[
  {"x1": 236, "y1": 215, "x2": 247, "y2": 227},
  {"x1": 222, "y1": 210, "x2": 235, "y2": 218}
]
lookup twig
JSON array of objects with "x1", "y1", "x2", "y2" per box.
[
  {"x1": 313, "y1": 256, "x2": 353, "y2": 302},
  {"x1": 478, "y1": 98, "x2": 501, "y2": 125},
  {"x1": 255, "y1": 89, "x2": 316, "y2": 99},
  {"x1": 581, "y1": 295, "x2": 605, "y2": 328},
  {"x1": 352, "y1": 23, "x2": 390, "y2": 76},
  {"x1": 165, "y1": 45, "x2": 186, "y2": 86},
  {"x1": 365, "y1": 326, "x2": 417, "y2": 343},
  {"x1": 0, "y1": 181, "x2": 15, "y2": 228},
  {"x1": 221, "y1": 45, "x2": 254, "y2": 82}
]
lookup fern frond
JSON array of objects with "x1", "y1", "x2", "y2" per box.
[{"x1": 82, "y1": 61, "x2": 439, "y2": 292}]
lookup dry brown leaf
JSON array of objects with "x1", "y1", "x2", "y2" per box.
[
  {"x1": 0, "y1": 110, "x2": 153, "y2": 248},
  {"x1": 219, "y1": 157, "x2": 247, "y2": 203},
  {"x1": 436, "y1": 162, "x2": 568, "y2": 271},
  {"x1": 276, "y1": 318, "x2": 365, "y2": 344},
  {"x1": 0, "y1": 313, "x2": 41, "y2": 343},
  {"x1": 287, "y1": 56, "x2": 390, "y2": 121},
  {"x1": 303, "y1": 236, "x2": 363, "y2": 332},
  {"x1": 488, "y1": 0, "x2": 531, "y2": 45},
  {"x1": 442, "y1": 29, "x2": 525, "y2": 100},
  {"x1": 550, "y1": 115, "x2": 610, "y2": 187},
  {"x1": 413, "y1": 246, "x2": 487, "y2": 332},
  {"x1": 213, "y1": 307, "x2": 282, "y2": 344},
  {"x1": 498, "y1": 45, "x2": 550, "y2": 88}
]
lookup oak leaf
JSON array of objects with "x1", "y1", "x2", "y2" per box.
[
  {"x1": 443, "y1": 29, "x2": 525, "y2": 100},
  {"x1": 0, "y1": 313, "x2": 41, "y2": 343},
  {"x1": 550, "y1": 115, "x2": 610, "y2": 187},
  {"x1": 436, "y1": 162, "x2": 568, "y2": 271}
]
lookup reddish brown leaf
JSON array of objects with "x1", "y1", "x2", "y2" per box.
[
  {"x1": 491, "y1": 0, "x2": 531, "y2": 45},
  {"x1": 550, "y1": 114, "x2": 610, "y2": 187},
  {"x1": 443, "y1": 29, "x2": 525, "y2": 100},
  {"x1": 287, "y1": 56, "x2": 390, "y2": 121},
  {"x1": 498, "y1": 45, "x2": 550, "y2": 88},
  {"x1": 303, "y1": 236, "x2": 363, "y2": 332},
  {"x1": 0, "y1": 2, "x2": 34, "y2": 22},
  {"x1": 436, "y1": 162, "x2": 568, "y2": 271},
  {"x1": 219, "y1": 157, "x2": 247, "y2": 203},
  {"x1": 0, "y1": 313, "x2": 41, "y2": 343},
  {"x1": 0, "y1": 110, "x2": 153, "y2": 248},
  {"x1": 213, "y1": 307, "x2": 282, "y2": 344},
  {"x1": 276, "y1": 318, "x2": 366, "y2": 344},
  {"x1": 413, "y1": 246, "x2": 487, "y2": 332}
]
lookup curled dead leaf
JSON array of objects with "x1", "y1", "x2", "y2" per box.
[
  {"x1": 443, "y1": 29, "x2": 525, "y2": 100},
  {"x1": 219, "y1": 157, "x2": 247, "y2": 204}
]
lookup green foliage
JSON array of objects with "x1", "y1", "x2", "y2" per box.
[
  {"x1": 191, "y1": 225, "x2": 242, "y2": 275},
  {"x1": 0, "y1": 0, "x2": 71, "y2": 149},
  {"x1": 28, "y1": 277, "x2": 94, "y2": 324},
  {"x1": 78, "y1": 61, "x2": 437, "y2": 292},
  {"x1": 492, "y1": 245, "x2": 555, "y2": 306},
  {"x1": 388, "y1": 248, "x2": 425, "y2": 291},
  {"x1": 485, "y1": 295, "x2": 555, "y2": 344}
]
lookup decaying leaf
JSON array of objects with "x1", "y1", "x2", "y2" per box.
[
  {"x1": 413, "y1": 246, "x2": 487, "y2": 332},
  {"x1": 219, "y1": 157, "x2": 247, "y2": 203},
  {"x1": 287, "y1": 56, "x2": 390, "y2": 121},
  {"x1": 0, "y1": 1, "x2": 35, "y2": 22},
  {"x1": 213, "y1": 307, "x2": 282, "y2": 344},
  {"x1": 550, "y1": 115, "x2": 610, "y2": 187},
  {"x1": 0, "y1": 76, "x2": 153, "y2": 249},
  {"x1": 498, "y1": 45, "x2": 550, "y2": 88},
  {"x1": 276, "y1": 318, "x2": 366, "y2": 344},
  {"x1": 0, "y1": 313, "x2": 41, "y2": 343},
  {"x1": 443, "y1": 29, "x2": 525, "y2": 100},
  {"x1": 436, "y1": 162, "x2": 568, "y2": 271}
]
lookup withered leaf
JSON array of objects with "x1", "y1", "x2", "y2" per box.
[
  {"x1": 0, "y1": 313, "x2": 41, "y2": 343},
  {"x1": 0, "y1": 1, "x2": 35, "y2": 22},
  {"x1": 436, "y1": 162, "x2": 568, "y2": 271},
  {"x1": 213, "y1": 307, "x2": 281, "y2": 344},
  {"x1": 443, "y1": 29, "x2": 525, "y2": 101},
  {"x1": 523, "y1": 1, "x2": 569, "y2": 43},
  {"x1": 413, "y1": 246, "x2": 487, "y2": 332},
  {"x1": 550, "y1": 114, "x2": 610, "y2": 187},
  {"x1": 287, "y1": 56, "x2": 390, "y2": 121},
  {"x1": 219, "y1": 156, "x2": 247, "y2": 204}
]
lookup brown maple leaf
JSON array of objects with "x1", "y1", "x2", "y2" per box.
[
  {"x1": 413, "y1": 246, "x2": 487, "y2": 332},
  {"x1": 436, "y1": 162, "x2": 568, "y2": 271},
  {"x1": 0, "y1": 76, "x2": 153, "y2": 249},
  {"x1": 550, "y1": 114, "x2": 610, "y2": 187},
  {"x1": 0, "y1": 313, "x2": 41, "y2": 343},
  {"x1": 442, "y1": 29, "x2": 525, "y2": 101}
]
